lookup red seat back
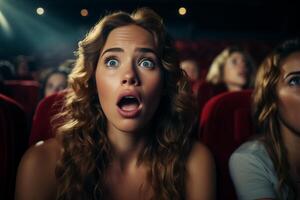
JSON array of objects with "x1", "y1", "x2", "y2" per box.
[
  {"x1": 199, "y1": 90, "x2": 254, "y2": 200},
  {"x1": 0, "y1": 93, "x2": 28, "y2": 200},
  {"x1": 29, "y1": 91, "x2": 65, "y2": 146},
  {"x1": 197, "y1": 81, "x2": 227, "y2": 118},
  {"x1": 4, "y1": 80, "x2": 40, "y2": 120}
]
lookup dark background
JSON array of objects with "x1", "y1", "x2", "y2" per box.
[{"x1": 0, "y1": 0, "x2": 299, "y2": 66}]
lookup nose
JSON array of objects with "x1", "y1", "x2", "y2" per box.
[
  {"x1": 239, "y1": 62, "x2": 247, "y2": 72},
  {"x1": 121, "y1": 66, "x2": 139, "y2": 86}
]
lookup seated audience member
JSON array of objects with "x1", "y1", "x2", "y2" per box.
[
  {"x1": 40, "y1": 69, "x2": 68, "y2": 99},
  {"x1": 14, "y1": 55, "x2": 35, "y2": 80},
  {"x1": 58, "y1": 59, "x2": 75, "y2": 75},
  {"x1": 206, "y1": 46, "x2": 255, "y2": 92},
  {"x1": 229, "y1": 39, "x2": 300, "y2": 199},
  {"x1": 0, "y1": 60, "x2": 16, "y2": 95},
  {"x1": 196, "y1": 46, "x2": 256, "y2": 116},
  {"x1": 15, "y1": 8, "x2": 215, "y2": 200},
  {"x1": 0, "y1": 60, "x2": 16, "y2": 81},
  {"x1": 180, "y1": 58, "x2": 201, "y2": 95}
]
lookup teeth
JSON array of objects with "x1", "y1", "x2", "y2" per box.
[{"x1": 125, "y1": 96, "x2": 135, "y2": 99}]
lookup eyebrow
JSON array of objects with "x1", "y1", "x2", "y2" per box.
[
  {"x1": 136, "y1": 47, "x2": 157, "y2": 56},
  {"x1": 284, "y1": 71, "x2": 300, "y2": 79},
  {"x1": 101, "y1": 48, "x2": 123, "y2": 57},
  {"x1": 101, "y1": 47, "x2": 157, "y2": 57}
]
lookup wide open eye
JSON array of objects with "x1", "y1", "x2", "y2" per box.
[
  {"x1": 105, "y1": 58, "x2": 119, "y2": 68},
  {"x1": 139, "y1": 59, "x2": 155, "y2": 69},
  {"x1": 288, "y1": 76, "x2": 300, "y2": 87}
]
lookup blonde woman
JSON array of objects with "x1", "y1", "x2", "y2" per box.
[
  {"x1": 15, "y1": 8, "x2": 215, "y2": 200},
  {"x1": 206, "y1": 46, "x2": 255, "y2": 92},
  {"x1": 229, "y1": 39, "x2": 300, "y2": 199}
]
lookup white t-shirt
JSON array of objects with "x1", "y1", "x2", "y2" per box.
[{"x1": 229, "y1": 140, "x2": 289, "y2": 200}]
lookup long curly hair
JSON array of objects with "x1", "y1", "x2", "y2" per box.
[
  {"x1": 252, "y1": 39, "x2": 300, "y2": 199},
  {"x1": 206, "y1": 46, "x2": 256, "y2": 88},
  {"x1": 54, "y1": 8, "x2": 197, "y2": 200}
]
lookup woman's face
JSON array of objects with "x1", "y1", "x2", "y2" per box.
[
  {"x1": 223, "y1": 52, "x2": 248, "y2": 90},
  {"x1": 277, "y1": 51, "x2": 300, "y2": 135},
  {"x1": 95, "y1": 25, "x2": 163, "y2": 134},
  {"x1": 45, "y1": 73, "x2": 67, "y2": 97},
  {"x1": 180, "y1": 59, "x2": 199, "y2": 81}
]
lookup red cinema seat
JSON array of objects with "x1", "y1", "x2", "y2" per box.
[
  {"x1": 4, "y1": 80, "x2": 40, "y2": 120},
  {"x1": 0, "y1": 93, "x2": 28, "y2": 200},
  {"x1": 199, "y1": 90, "x2": 254, "y2": 200},
  {"x1": 196, "y1": 81, "x2": 227, "y2": 118},
  {"x1": 29, "y1": 91, "x2": 66, "y2": 146}
]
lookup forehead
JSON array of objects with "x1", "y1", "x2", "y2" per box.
[
  {"x1": 181, "y1": 60, "x2": 197, "y2": 68},
  {"x1": 281, "y1": 51, "x2": 300, "y2": 73},
  {"x1": 48, "y1": 73, "x2": 66, "y2": 81},
  {"x1": 229, "y1": 52, "x2": 244, "y2": 59},
  {"x1": 103, "y1": 25, "x2": 156, "y2": 50}
]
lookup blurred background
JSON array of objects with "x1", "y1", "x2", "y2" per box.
[{"x1": 0, "y1": 0, "x2": 299, "y2": 67}]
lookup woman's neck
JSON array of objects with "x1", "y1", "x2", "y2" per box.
[
  {"x1": 107, "y1": 125, "x2": 146, "y2": 172},
  {"x1": 226, "y1": 83, "x2": 243, "y2": 92}
]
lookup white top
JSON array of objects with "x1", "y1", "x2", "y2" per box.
[{"x1": 229, "y1": 140, "x2": 289, "y2": 200}]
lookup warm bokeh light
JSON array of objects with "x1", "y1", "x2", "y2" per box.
[
  {"x1": 80, "y1": 9, "x2": 88, "y2": 17},
  {"x1": 178, "y1": 7, "x2": 187, "y2": 16},
  {"x1": 36, "y1": 7, "x2": 44, "y2": 15}
]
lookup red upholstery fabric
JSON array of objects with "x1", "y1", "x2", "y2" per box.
[
  {"x1": 175, "y1": 39, "x2": 274, "y2": 71},
  {"x1": 199, "y1": 90, "x2": 254, "y2": 200},
  {"x1": 0, "y1": 93, "x2": 28, "y2": 200},
  {"x1": 29, "y1": 91, "x2": 66, "y2": 146},
  {"x1": 197, "y1": 81, "x2": 227, "y2": 119},
  {"x1": 4, "y1": 80, "x2": 40, "y2": 120}
]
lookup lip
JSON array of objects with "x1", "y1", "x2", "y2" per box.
[
  {"x1": 238, "y1": 71, "x2": 247, "y2": 77},
  {"x1": 116, "y1": 90, "x2": 142, "y2": 118}
]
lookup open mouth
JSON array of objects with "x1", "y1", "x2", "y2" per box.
[{"x1": 117, "y1": 96, "x2": 140, "y2": 111}]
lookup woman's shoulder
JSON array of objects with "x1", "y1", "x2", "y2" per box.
[
  {"x1": 185, "y1": 142, "x2": 215, "y2": 199},
  {"x1": 230, "y1": 140, "x2": 270, "y2": 164},
  {"x1": 21, "y1": 137, "x2": 62, "y2": 167},
  {"x1": 229, "y1": 141, "x2": 280, "y2": 199},
  {"x1": 229, "y1": 139, "x2": 276, "y2": 180},
  {"x1": 15, "y1": 138, "x2": 62, "y2": 200},
  {"x1": 187, "y1": 142, "x2": 214, "y2": 166}
]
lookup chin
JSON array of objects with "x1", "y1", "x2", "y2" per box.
[{"x1": 116, "y1": 120, "x2": 147, "y2": 133}]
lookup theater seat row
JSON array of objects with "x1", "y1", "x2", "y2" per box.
[{"x1": 1, "y1": 88, "x2": 254, "y2": 200}]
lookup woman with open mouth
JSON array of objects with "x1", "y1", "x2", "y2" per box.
[{"x1": 15, "y1": 8, "x2": 215, "y2": 200}]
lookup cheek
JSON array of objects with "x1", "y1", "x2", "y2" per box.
[
  {"x1": 142, "y1": 72, "x2": 163, "y2": 107},
  {"x1": 223, "y1": 64, "x2": 233, "y2": 80},
  {"x1": 278, "y1": 89, "x2": 300, "y2": 131},
  {"x1": 95, "y1": 72, "x2": 116, "y2": 108}
]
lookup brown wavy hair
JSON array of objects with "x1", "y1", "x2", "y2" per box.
[
  {"x1": 253, "y1": 39, "x2": 300, "y2": 199},
  {"x1": 54, "y1": 8, "x2": 197, "y2": 200}
]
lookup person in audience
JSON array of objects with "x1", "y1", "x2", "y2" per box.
[
  {"x1": 180, "y1": 58, "x2": 201, "y2": 95},
  {"x1": 206, "y1": 46, "x2": 255, "y2": 92},
  {"x1": 58, "y1": 59, "x2": 75, "y2": 75},
  {"x1": 229, "y1": 39, "x2": 300, "y2": 199},
  {"x1": 180, "y1": 59, "x2": 200, "y2": 82},
  {"x1": 196, "y1": 46, "x2": 256, "y2": 118},
  {"x1": 15, "y1": 8, "x2": 215, "y2": 200},
  {"x1": 0, "y1": 60, "x2": 16, "y2": 81},
  {"x1": 14, "y1": 55, "x2": 35, "y2": 80},
  {"x1": 0, "y1": 60, "x2": 16, "y2": 95},
  {"x1": 40, "y1": 69, "x2": 68, "y2": 99}
]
